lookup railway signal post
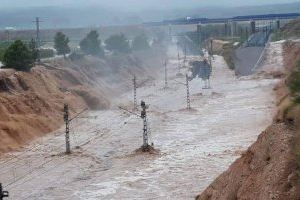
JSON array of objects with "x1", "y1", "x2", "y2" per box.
[
  {"x1": 133, "y1": 75, "x2": 138, "y2": 111},
  {"x1": 186, "y1": 75, "x2": 191, "y2": 110}
]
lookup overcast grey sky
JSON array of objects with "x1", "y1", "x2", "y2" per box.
[{"x1": 1, "y1": 0, "x2": 300, "y2": 10}]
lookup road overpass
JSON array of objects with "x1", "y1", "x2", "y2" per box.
[{"x1": 144, "y1": 13, "x2": 300, "y2": 26}]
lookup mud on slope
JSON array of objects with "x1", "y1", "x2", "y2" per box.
[
  {"x1": 0, "y1": 51, "x2": 163, "y2": 154},
  {"x1": 197, "y1": 124, "x2": 298, "y2": 200},
  {"x1": 196, "y1": 41, "x2": 300, "y2": 200}
]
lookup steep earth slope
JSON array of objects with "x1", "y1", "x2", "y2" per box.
[{"x1": 0, "y1": 49, "x2": 163, "y2": 153}]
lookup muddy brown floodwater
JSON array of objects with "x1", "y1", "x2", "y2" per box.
[{"x1": 0, "y1": 51, "x2": 279, "y2": 199}]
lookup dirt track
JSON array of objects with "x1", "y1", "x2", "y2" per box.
[{"x1": 0, "y1": 51, "x2": 278, "y2": 199}]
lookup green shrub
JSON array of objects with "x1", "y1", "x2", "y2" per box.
[
  {"x1": 105, "y1": 33, "x2": 131, "y2": 54},
  {"x1": 80, "y1": 30, "x2": 104, "y2": 57},
  {"x1": 54, "y1": 32, "x2": 70, "y2": 57},
  {"x1": 3, "y1": 40, "x2": 34, "y2": 71}
]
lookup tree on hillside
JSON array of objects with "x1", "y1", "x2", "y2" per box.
[
  {"x1": 80, "y1": 30, "x2": 104, "y2": 57},
  {"x1": 3, "y1": 40, "x2": 34, "y2": 71},
  {"x1": 288, "y1": 61, "x2": 300, "y2": 104},
  {"x1": 54, "y1": 32, "x2": 70, "y2": 58},
  {"x1": 105, "y1": 33, "x2": 131, "y2": 54},
  {"x1": 132, "y1": 33, "x2": 150, "y2": 51}
]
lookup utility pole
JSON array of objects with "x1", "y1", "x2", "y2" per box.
[
  {"x1": 209, "y1": 39, "x2": 213, "y2": 67},
  {"x1": 0, "y1": 184, "x2": 9, "y2": 200},
  {"x1": 64, "y1": 104, "x2": 71, "y2": 154},
  {"x1": 140, "y1": 101, "x2": 150, "y2": 151},
  {"x1": 34, "y1": 17, "x2": 41, "y2": 62},
  {"x1": 186, "y1": 75, "x2": 191, "y2": 110},
  {"x1": 133, "y1": 75, "x2": 138, "y2": 111},
  {"x1": 210, "y1": 39, "x2": 213, "y2": 56},
  {"x1": 174, "y1": 76, "x2": 191, "y2": 109},
  {"x1": 164, "y1": 60, "x2": 168, "y2": 88}
]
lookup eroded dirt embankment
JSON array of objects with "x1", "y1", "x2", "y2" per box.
[
  {"x1": 0, "y1": 49, "x2": 164, "y2": 153},
  {"x1": 196, "y1": 41, "x2": 300, "y2": 200}
]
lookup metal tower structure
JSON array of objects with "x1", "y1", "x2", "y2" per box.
[
  {"x1": 133, "y1": 75, "x2": 138, "y2": 110},
  {"x1": 140, "y1": 101, "x2": 149, "y2": 150},
  {"x1": 34, "y1": 17, "x2": 42, "y2": 62},
  {"x1": 186, "y1": 75, "x2": 191, "y2": 110},
  {"x1": 64, "y1": 104, "x2": 71, "y2": 154}
]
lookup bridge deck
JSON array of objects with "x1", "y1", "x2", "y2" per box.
[{"x1": 145, "y1": 13, "x2": 300, "y2": 26}]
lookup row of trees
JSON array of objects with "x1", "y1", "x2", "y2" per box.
[
  {"x1": 54, "y1": 30, "x2": 151, "y2": 58},
  {"x1": 0, "y1": 30, "x2": 151, "y2": 71}
]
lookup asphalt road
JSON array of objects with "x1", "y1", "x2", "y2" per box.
[{"x1": 234, "y1": 46, "x2": 264, "y2": 76}]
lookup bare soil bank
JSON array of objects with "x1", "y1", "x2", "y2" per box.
[
  {"x1": 196, "y1": 41, "x2": 300, "y2": 200},
  {"x1": 0, "y1": 50, "x2": 164, "y2": 153}
]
